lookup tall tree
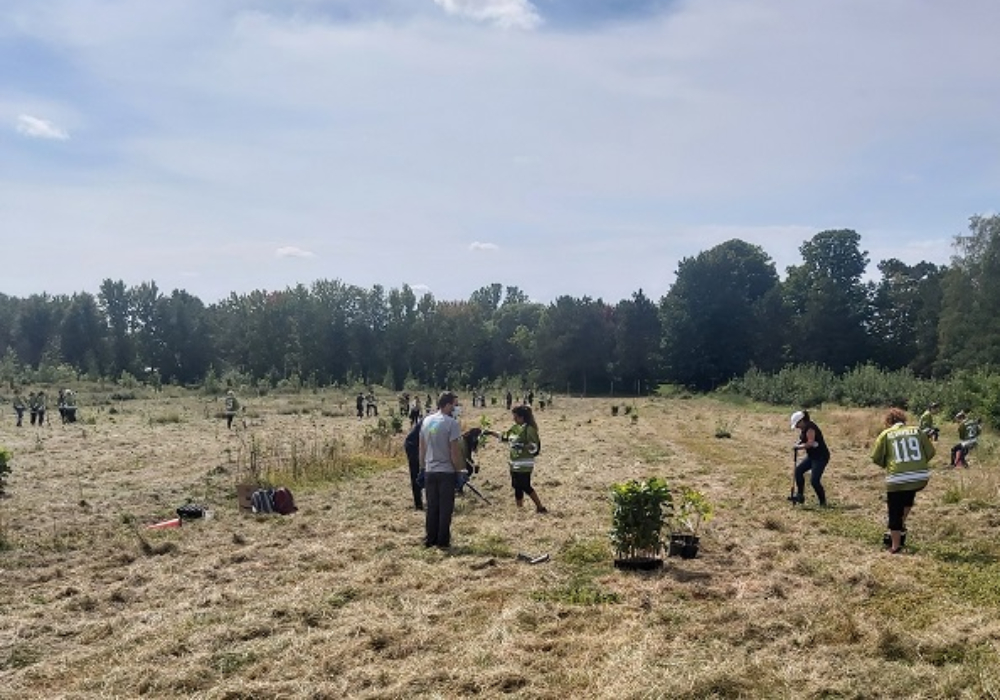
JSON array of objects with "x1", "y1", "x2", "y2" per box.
[
  {"x1": 660, "y1": 240, "x2": 781, "y2": 390},
  {"x1": 783, "y1": 230, "x2": 871, "y2": 372},
  {"x1": 613, "y1": 289, "x2": 661, "y2": 394},
  {"x1": 938, "y1": 214, "x2": 1000, "y2": 372},
  {"x1": 60, "y1": 292, "x2": 107, "y2": 375},
  {"x1": 535, "y1": 296, "x2": 614, "y2": 394},
  {"x1": 870, "y1": 259, "x2": 943, "y2": 375}
]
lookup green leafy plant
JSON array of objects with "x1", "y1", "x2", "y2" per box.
[
  {"x1": 609, "y1": 476, "x2": 673, "y2": 561},
  {"x1": 674, "y1": 487, "x2": 714, "y2": 536},
  {"x1": 477, "y1": 414, "x2": 493, "y2": 448}
]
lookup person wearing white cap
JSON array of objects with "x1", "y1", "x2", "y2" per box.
[{"x1": 789, "y1": 409, "x2": 830, "y2": 506}]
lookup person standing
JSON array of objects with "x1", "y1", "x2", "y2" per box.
[
  {"x1": 409, "y1": 395, "x2": 422, "y2": 427},
  {"x1": 418, "y1": 392, "x2": 465, "y2": 548},
  {"x1": 489, "y1": 405, "x2": 547, "y2": 513},
  {"x1": 28, "y1": 391, "x2": 39, "y2": 426},
  {"x1": 789, "y1": 410, "x2": 831, "y2": 506},
  {"x1": 35, "y1": 391, "x2": 47, "y2": 426},
  {"x1": 13, "y1": 390, "x2": 26, "y2": 427},
  {"x1": 871, "y1": 407, "x2": 935, "y2": 554},
  {"x1": 356, "y1": 392, "x2": 365, "y2": 420},
  {"x1": 224, "y1": 389, "x2": 240, "y2": 430},
  {"x1": 404, "y1": 417, "x2": 424, "y2": 510},
  {"x1": 505, "y1": 389, "x2": 513, "y2": 410}
]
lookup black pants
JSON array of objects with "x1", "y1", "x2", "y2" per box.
[
  {"x1": 406, "y1": 449, "x2": 423, "y2": 509},
  {"x1": 511, "y1": 470, "x2": 535, "y2": 499},
  {"x1": 951, "y1": 443, "x2": 973, "y2": 466},
  {"x1": 226, "y1": 413, "x2": 235, "y2": 429},
  {"x1": 887, "y1": 489, "x2": 917, "y2": 531},
  {"x1": 425, "y1": 472, "x2": 456, "y2": 547},
  {"x1": 15, "y1": 408, "x2": 23, "y2": 426},
  {"x1": 30, "y1": 411, "x2": 38, "y2": 426}
]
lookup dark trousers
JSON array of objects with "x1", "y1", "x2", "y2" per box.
[
  {"x1": 425, "y1": 472, "x2": 456, "y2": 547},
  {"x1": 15, "y1": 408, "x2": 24, "y2": 426},
  {"x1": 406, "y1": 450, "x2": 423, "y2": 509},
  {"x1": 951, "y1": 443, "x2": 973, "y2": 466},
  {"x1": 226, "y1": 413, "x2": 235, "y2": 429},
  {"x1": 794, "y1": 456, "x2": 828, "y2": 505},
  {"x1": 30, "y1": 411, "x2": 38, "y2": 426}
]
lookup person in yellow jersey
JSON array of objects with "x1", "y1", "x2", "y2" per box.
[
  {"x1": 488, "y1": 405, "x2": 547, "y2": 513},
  {"x1": 870, "y1": 407, "x2": 935, "y2": 554}
]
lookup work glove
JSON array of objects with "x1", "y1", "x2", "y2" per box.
[{"x1": 415, "y1": 470, "x2": 426, "y2": 489}]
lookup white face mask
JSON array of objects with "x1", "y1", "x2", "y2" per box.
[{"x1": 451, "y1": 405, "x2": 462, "y2": 419}]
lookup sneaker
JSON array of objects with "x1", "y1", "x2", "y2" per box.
[{"x1": 787, "y1": 494, "x2": 805, "y2": 505}]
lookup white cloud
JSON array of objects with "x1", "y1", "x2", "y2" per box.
[
  {"x1": 275, "y1": 246, "x2": 316, "y2": 258},
  {"x1": 15, "y1": 114, "x2": 69, "y2": 140},
  {"x1": 433, "y1": 0, "x2": 541, "y2": 30},
  {"x1": 469, "y1": 241, "x2": 500, "y2": 251},
  {"x1": 411, "y1": 283, "x2": 431, "y2": 294}
]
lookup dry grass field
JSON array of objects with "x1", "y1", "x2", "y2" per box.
[{"x1": 3, "y1": 388, "x2": 1000, "y2": 699}]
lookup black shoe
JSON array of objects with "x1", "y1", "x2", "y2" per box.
[{"x1": 787, "y1": 493, "x2": 805, "y2": 505}]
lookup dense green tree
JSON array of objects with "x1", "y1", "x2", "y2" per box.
[
  {"x1": 660, "y1": 240, "x2": 780, "y2": 390},
  {"x1": 938, "y1": 214, "x2": 1000, "y2": 372},
  {"x1": 59, "y1": 292, "x2": 107, "y2": 376},
  {"x1": 613, "y1": 289, "x2": 661, "y2": 394},
  {"x1": 870, "y1": 259, "x2": 943, "y2": 376},
  {"x1": 783, "y1": 230, "x2": 871, "y2": 372},
  {"x1": 99, "y1": 279, "x2": 134, "y2": 377},
  {"x1": 535, "y1": 296, "x2": 614, "y2": 394}
]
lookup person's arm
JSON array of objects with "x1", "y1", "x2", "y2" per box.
[
  {"x1": 870, "y1": 432, "x2": 886, "y2": 467},
  {"x1": 802, "y1": 427, "x2": 818, "y2": 450},
  {"x1": 450, "y1": 439, "x2": 465, "y2": 473},
  {"x1": 419, "y1": 433, "x2": 427, "y2": 471},
  {"x1": 921, "y1": 432, "x2": 936, "y2": 462}
]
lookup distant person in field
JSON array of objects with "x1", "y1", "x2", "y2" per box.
[
  {"x1": 527, "y1": 390, "x2": 534, "y2": 406},
  {"x1": 918, "y1": 402, "x2": 940, "y2": 441},
  {"x1": 409, "y1": 395, "x2": 422, "y2": 427},
  {"x1": 28, "y1": 391, "x2": 39, "y2": 426},
  {"x1": 487, "y1": 405, "x2": 547, "y2": 513},
  {"x1": 419, "y1": 392, "x2": 465, "y2": 549},
  {"x1": 61, "y1": 389, "x2": 78, "y2": 424},
  {"x1": 505, "y1": 389, "x2": 513, "y2": 410},
  {"x1": 35, "y1": 390, "x2": 47, "y2": 426},
  {"x1": 13, "y1": 389, "x2": 26, "y2": 427},
  {"x1": 949, "y1": 410, "x2": 981, "y2": 468},
  {"x1": 356, "y1": 392, "x2": 365, "y2": 420},
  {"x1": 789, "y1": 410, "x2": 830, "y2": 506},
  {"x1": 871, "y1": 407, "x2": 935, "y2": 554},
  {"x1": 404, "y1": 417, "x2": 424, "y2": 510},
  {"x1": 366, "y1": 392, "x2": 378, "y2": 418},
  {"x1": 224, "y1": 389, "x2": 240, "y2": 430}
]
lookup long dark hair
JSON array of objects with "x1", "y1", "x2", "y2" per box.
[
  {"x1": 462, "y1": 428, "x2": 483, "y2": 456},
  {"x1": 512, "y1": 405, "x2": 538, "y2": 432}
]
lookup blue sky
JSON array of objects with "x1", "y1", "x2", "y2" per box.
[{"x1": 2, "y1": 0, "x2": 998, "y2": 304}]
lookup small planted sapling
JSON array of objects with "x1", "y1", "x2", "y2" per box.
[{"x1": 669, "y1": 487, "x2": 714, "y2": 559}]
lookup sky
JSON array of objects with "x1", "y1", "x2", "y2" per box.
[{"x1": 2, "y1": 0, "x2": 999, "y2": 305}]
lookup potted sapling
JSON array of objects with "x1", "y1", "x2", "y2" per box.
[
  {"x1": 668, "y1": 487, "x2": 713, "y2": 559},
  {"x1": 609, "y1": 476, "x2": 672, "y2": 571}
]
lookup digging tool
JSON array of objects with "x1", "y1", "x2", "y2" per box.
[{"x1": 788, "y1": 445, "x2": 803, "y2": 505}]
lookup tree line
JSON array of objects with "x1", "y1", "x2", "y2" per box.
[{"x1": 1, "y1": 215, "x2": 999, "y2": 394}]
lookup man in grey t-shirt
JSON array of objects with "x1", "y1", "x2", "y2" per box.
[{"x1": 419, "y1": 391, "x2": 464, "y2": 549}]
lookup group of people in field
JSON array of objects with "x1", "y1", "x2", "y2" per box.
[
  {"x1": 9, "y1": 388, "x2": 79, "y2": 427},
  {"x1": 404, "y1": 391, "x2": 546, "y2": 549},
  {"x1": 790, "y1": 402, "x2": 982, "y2": 554}
]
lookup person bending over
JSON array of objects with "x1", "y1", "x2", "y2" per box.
[{"x1": 789, "y1": 409, "x2": 831, "y2": 506}]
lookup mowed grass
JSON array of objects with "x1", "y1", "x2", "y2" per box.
[{"x1": 2, "y1": 393, "x2": 1000, "y2": 698}]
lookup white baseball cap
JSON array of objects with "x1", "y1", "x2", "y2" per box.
[{"x1": 790, "y1": 411, "x2": 805, "y2": 429}]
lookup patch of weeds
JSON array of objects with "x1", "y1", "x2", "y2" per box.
[
  {"x1": 531, "y1": 575, "x2": 621, "y2": 606},
  {"x1": 152, "y1": 413, "x2": 182, "y2": 425},
  {"x1": 468, "y1": 533, "x2": 514, "y2": 558},
  {"x1": 3, "y1": 643, "x2": 41, "y2": 670},
  {"x1": 877, "y1": 628, "x2": 916, "y2": 663},
  {"x1": 211, "y1": 650, "x2": 258, "y2": 675},
  {"x1": 560, "y1": 536, "x2": 610, "y2": 567},
  {"x1": 937, "y1": 562, "x2": 1000, "y2": 606},
  {"x1": 327, "y1": 587, "x2": 361, "y2": 609}
]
